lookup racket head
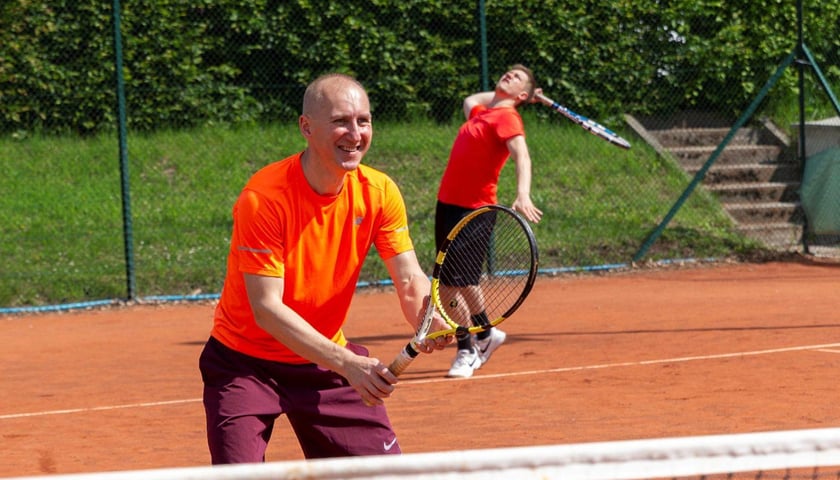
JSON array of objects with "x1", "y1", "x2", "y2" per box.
[
  {"x1": 431, "y1": 204, "x2": 538, "y2": 336},
  {"x1": 388, "y1": 204, "x2": 538, "y2": 376}
]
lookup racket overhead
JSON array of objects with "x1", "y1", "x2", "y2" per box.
[{"x1": 535, "y1": 93, "x2": 632, "y2": 150}]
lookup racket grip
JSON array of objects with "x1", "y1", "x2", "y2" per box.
[{"x1": 388, "y1": 343, "x2": 419, "y2": 377}]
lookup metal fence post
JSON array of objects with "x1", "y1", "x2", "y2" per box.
[{"x1": 111, "y1": 0, "x2": 136, "y2": 300}]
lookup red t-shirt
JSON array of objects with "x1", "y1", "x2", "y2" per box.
[
  {"x1": 437, "y1": 105, "x2": 526, "y2": 208},
  {"x1": 211, "y1": 152, "x2": 414, "y2": 363}
]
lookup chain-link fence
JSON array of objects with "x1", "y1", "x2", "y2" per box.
[{"x1": 2, "y1": 0, "x2": 839, "y2": 311}]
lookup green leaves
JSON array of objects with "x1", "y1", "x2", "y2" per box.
[{"x1": 1, "y1": 0, "x2": 839, "y2": 134}]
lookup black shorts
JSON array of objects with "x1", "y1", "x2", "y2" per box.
[{"x1": 434, "y1": 201, "x2": 497, "y2": 286}]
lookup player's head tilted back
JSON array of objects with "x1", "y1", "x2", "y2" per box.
[{"x1": 496, "y1": 64, "x2": 536, "y2": 106}]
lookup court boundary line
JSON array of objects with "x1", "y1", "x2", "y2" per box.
[
  {"x1": 4, "y1": 341, "x2": 839, "y2": 420},
  {"x1": 413, "y1": 341, "x2": 840, "y2": 384}
]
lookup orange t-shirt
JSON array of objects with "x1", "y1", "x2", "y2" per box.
[
  {"x1": 437, "y1": 105, "x2": 525, "y2": 208},
  {"x1": 211, "y1": 152, "x2": 414, "y2": 363}
]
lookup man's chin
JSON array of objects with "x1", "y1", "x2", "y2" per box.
[
  {"x1": 337, "y1": 158, "x2": 361, "y2": 171},
  {"x1": 338, "y1": 152, "x2": 365, "y2": 170}
]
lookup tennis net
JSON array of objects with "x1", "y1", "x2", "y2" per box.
[{"x1": 7, "y1": 427, "x2": 840, "y2": 480}]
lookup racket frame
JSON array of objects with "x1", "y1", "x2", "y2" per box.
[
  {"x1": 387, "y1": 205, "x2": 538, "y2": 376},
  {"x1": 535, "y1": 93, "x2": 632, "y2": 150}
]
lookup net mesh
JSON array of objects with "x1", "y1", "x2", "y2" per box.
[{"x1": 7, "y1": 428, "x2": 840, "y2": 480}]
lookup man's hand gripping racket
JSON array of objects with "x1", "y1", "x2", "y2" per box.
[{"x1": 388, "y1": 205, "x2": 539, "y2": 376}]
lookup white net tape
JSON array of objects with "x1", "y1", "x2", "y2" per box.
[{"x1": 7, "y1": 427, "x2": 840, "y2": 480}]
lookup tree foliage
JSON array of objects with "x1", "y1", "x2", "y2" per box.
[{"x1": 1, "y1": 0, "x2": 838, "y2": 134}]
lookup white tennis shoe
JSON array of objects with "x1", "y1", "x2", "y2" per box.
[
  {"x1": 476, "y1": 328, "x2": 506, "y2": 364},
  {"x1": 447, "y1": 347, "x2": 482, "y2": 378}
]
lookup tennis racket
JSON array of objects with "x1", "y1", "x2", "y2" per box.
[
  {"x1": 535, "y1": 93, "x2": 632, "y2": 150},
  {"x1": 388, "y1": 204, "x2": 539, "y2": 376}
]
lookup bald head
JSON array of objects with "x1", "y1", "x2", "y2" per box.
[
  {"x1": 298, "y1": 73, "x2": 373, "y2": 187},
  {"x1": 302, "y1": 73, "x2": 368, "y2": 117}
]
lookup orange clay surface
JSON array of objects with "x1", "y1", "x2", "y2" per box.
[{"x1": 2, "y1": 258, "x2": 840, "y2": 477}]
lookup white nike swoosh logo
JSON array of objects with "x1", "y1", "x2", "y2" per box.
[{"x1": 384, "y1": 437, "x2": 398, "y2": 451}]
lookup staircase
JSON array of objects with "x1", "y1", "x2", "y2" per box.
[{"x1": 625, "y1": 112, "x2": 803, "y2": 250}]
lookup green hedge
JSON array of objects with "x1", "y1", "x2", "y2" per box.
[{"x1": 1, "y1": 0, "x2": 838, "y2": 134}]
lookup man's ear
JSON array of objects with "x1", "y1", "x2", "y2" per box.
[{"x1": 299, "y1": 115, "x2": 311, "y2": 137}]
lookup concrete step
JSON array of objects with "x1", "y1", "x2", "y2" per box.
[
  {"x1": 671, "y1": 144, "x2": 787, "y2": 167},
  {"x1": 805, "y1": 233, "x2": 840, "y2": 256},
  {"x1": 651, "y1": 127, "x2": 782, "y2": 148},
  {"x1": 737, "y1": 223, "x2": 804, "y2": 250},
  {"x1": 625, "y1": 113, "x2": 806, "y2": 251},
  {"x1": 706, "y1": 182, "x2": 800, "y2": 203},
  {"x1": 724, "y1": 202, "x2": 803, "y2": 224},
  {"x1": 686, "y1": 164, "x2": 800, "y2": 184}
]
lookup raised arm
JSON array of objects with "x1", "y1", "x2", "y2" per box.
[{"x1": 462, "y1": 91, "x2": 495, "y2": 118}]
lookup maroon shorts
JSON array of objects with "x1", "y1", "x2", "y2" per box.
[{"x1": 199, "y1": 336, "x2": 401, "y2": 463}]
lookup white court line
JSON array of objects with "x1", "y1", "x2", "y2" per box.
[
  {"x1": 4, "y1": 342, "x2": 840, "y2": 420},
  {"x1": 405, "y1": 341, "x2": 840, "y2": 385},
  {"x1": 0, "y1": 399, "x2": 200, "y2": 420}
]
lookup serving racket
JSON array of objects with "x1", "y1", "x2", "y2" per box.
[
  {"x1": 535, "y1": 92, "x2": 632, "y2": 150},
  {"x1": 388, "y1": 204, "x2": 539, "y2": 376}
]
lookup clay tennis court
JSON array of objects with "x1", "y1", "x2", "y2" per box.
[{"x1": 2, "y1": 257, "x2": 839, "y2": 477}]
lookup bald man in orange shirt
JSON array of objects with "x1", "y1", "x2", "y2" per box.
[{"x1": 200, "y1": 73, "x2": 450, "y2": 463}]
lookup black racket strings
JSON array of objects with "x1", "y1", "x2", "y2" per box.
[{"x1": 444, "y1": 212, "x2": 533, "y2": 320}]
